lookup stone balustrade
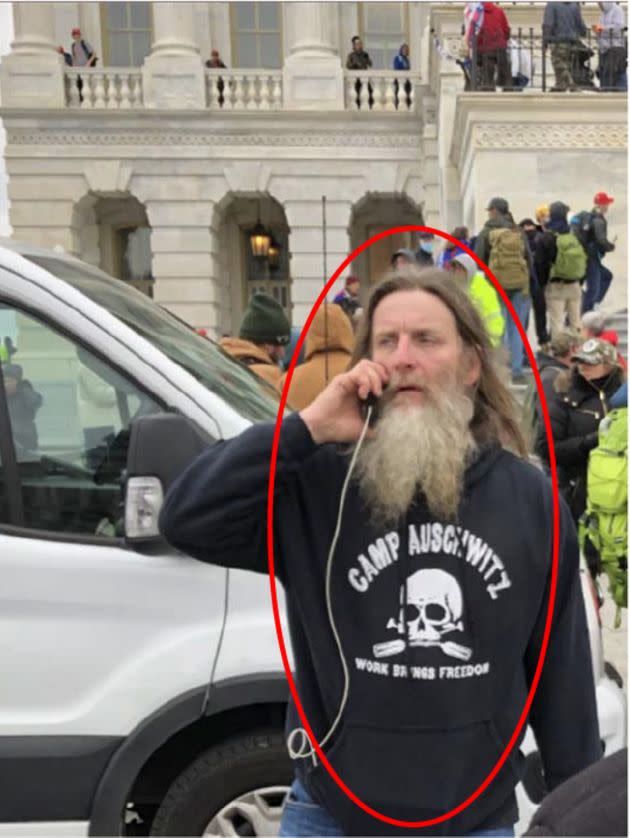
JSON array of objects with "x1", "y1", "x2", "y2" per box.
[
  {"x1": 205, "y1": 69, "x2": 283, "y2": 111},
  {"x1": 344, "y1": 71, "x2": 420, "y2": 112},
  {"x1": 65, "y1": 69, "x2": 144, "y2": 109}
]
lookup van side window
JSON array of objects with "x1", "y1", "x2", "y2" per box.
[{"x1": 0, "y1": 303, "x2": 161, "y2": 537}]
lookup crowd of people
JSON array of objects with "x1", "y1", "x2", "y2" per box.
[
  {"x1": 434, "y1": 1, "x2": 627, "y2": 93},
  {"x1": 215, "y1": 187, "x2": 626, "y2": 615}
]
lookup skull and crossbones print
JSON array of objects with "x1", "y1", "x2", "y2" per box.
[{"x1": 373, "y1": 569, "x2": 473, "y2": 661}]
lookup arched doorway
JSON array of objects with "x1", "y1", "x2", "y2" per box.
[
  {"x1": 349, "y1": 193, "x2": 424, "y2": 290},
  {"x1": 215, "y1": 194, "x2": 291, "y2": 337},
  {"x1": 73, "y1": 193, "x2": 153, "y2": 296}
]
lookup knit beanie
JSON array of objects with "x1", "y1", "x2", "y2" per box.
[{"x1": 239, "y1": 293, "x2": 291, "y2": 345}]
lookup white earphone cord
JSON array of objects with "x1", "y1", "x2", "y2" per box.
[{"x1": 287, "y1": 406, "x2": 373, "y2": 767}]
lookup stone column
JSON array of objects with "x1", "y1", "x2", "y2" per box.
[
  {"x1": 283, "y1": 2, "x2": 344, "y2": 110},
  {"x1": 142, "y1": 2, "x2": 205, "y2": 109},
  {"x1": 283, "y1": 197, "x2": 353, "y2": 326},
  {"x1": 0, "y1": 3, "x2": 65, "y2": 107}
]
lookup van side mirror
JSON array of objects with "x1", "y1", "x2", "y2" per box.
[{"x1": 124, "y1": 413, "x2": 208, "y2": 543}]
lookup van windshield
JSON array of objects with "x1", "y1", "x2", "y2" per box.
[{"x1": 24, "y1": 255, "x2": 284, "y2": 423}]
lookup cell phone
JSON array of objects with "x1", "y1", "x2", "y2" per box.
[{"x1": 361, "y1": 392, "x2": 380, "y2": 427}]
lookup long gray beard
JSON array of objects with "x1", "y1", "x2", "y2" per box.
[{"x1": 354, "y1": 390, "x2": 477, "y2": 527}]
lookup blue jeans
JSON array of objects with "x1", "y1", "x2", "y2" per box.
[
  {"x1": 279, "y1": 779, "x2": 515, "y2": 837},
  {"x1": 499, "y1": 289, "x2": 530, "y2": 377}
]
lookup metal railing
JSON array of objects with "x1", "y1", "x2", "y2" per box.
[
  {"x1": 205, "y1": 69, "x2": 283, "y2": 110},
  {"x1": 65, "y1": 68, "x2": 143, "y2": 108},
  {"x1": 434, "y1": 27, "x2": 627, "y2": 93},
  {"x1": 344, "y1": 71, "x2": 420, "y2": 111}
]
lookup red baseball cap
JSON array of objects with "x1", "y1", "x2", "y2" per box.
[
  {"x1": 71, "y1": 27, "x2": 81, "y2": 35},
  {"x1": 593, "y1": 191, "x2": 614, "y2": 206}
]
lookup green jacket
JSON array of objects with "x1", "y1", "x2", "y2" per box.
[{"x1": 470, "y1": 271, "x2": 505, "y2": 347}]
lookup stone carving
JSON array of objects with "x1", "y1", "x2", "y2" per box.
[
  {"x1": 7, "y1": 130, "x2": 422, "y2": 149},
  {"x1": 475, "y1": 123, "x2": 627, "y2": 150}
]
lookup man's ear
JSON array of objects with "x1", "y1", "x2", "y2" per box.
[{"x1": 462, "y1": 344, "x2": 482, "y2": 388}]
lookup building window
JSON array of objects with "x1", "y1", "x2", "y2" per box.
[
  {"x1": 232, "y1": 2, "x2": 282, "y2": 69},
  {"x1": 243, "y1": 227, "x2": 291, "y2": 317},
  {"x1": 360, "y1": 2, "x2": 408, "y2": 70},
  {"x1": 102, "y1": 2, "x2": 152, "y2": 67}
]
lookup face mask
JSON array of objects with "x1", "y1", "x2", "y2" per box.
[{"x1": 420, "y1": 241, "x2": 434, "y2": 255}]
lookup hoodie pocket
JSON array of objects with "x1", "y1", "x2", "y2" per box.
[{"x1": 312, "y1": 719, "x2": 509, "y2": 815}]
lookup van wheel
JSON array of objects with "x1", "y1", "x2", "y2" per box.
[{"x1": 150, "y1": 729, "x2": 293, "y2": 837}]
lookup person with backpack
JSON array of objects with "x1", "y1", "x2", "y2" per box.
[
  {"x1": 476, "y1": 197, "x2": 533, "y2": 384},
  {"x1": 576, "y1": 191, "x2": 616, "y2": 314},
  {"x1": 579, "y1": 389, "x2": 627, "y2": 624},
  {"x1": 535, "y1": 338, "x2": 624, "y2": 570},
  {"x1": 70, "y1": 27, "x2": 97, "y2": 67},
  {"x1": 519, "y1": 218, "x2": 550, "y2": 351},
  {"x1": 534, "y1": 201, "x2": 587, "y2": 340}
]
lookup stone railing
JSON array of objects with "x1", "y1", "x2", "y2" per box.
[
  {"x1": 65, "y1": 68, "x2": 143, "y2": 108},
  {"x1": 344, "y1": 71, "x2": 420, "y2": 112},
  {"x1": 205, "y1": 69, "x2": 283, "y2": 110}
]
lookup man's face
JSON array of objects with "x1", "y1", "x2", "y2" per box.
[
  {"x1": 370, "y1": 290, "x2": 480, "y2": 409},
  {"x1": 597, "y1": 203, "x2": 609, "y2": 216},
  {"x1": 393, "y1": 255, "x2": 411, "y2": 271},
  {"x1": 347, "y1": 280, "x2": 360, "y2": 297},
  {"x1": 4, "y1": 376, "x2": 17, "y2": 397},
  {"x1": 523, "y1": 224, "x2": 536, "y2": 235},
  {"x1": 356, "y1": 289, "x2": 480, "y2": 525},
  {"x1": 72, "y1": 33, "x2": 80, "y2": 41},
  {"x1": 354, "y1": 39, "x2": 363, "y2": 52},
  {"x1": 578, "y1": 361, "x2": 613, "y2": 381}
]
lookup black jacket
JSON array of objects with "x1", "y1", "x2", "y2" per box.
[
  {"x1": 160, "y1": 413, "x2": 601, "y2": 835},
  {"x1": 591, "y1": 209, "x2": 615, "y2": 257},
  {"x1": 535, "y1": 366, "x2": 624, "y2": 520},
  {"x1": 525, "y1": 748, "x2": 627, "y2": 837},
  {"x1": 543, "y1": 2, "x2": 587, "y2": 44}
]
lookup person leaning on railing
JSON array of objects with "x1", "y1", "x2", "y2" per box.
[
  {"x1": 542, "y1": 2, "x2": 587, "y2": 92},
  {"x1": 593, "y1": 1, "x2": 627, "y2": 91}
]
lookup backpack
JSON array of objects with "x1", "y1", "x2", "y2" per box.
[
  {"x1": 579, "y1": 407, "x2": 628, "y2": 626},
  {"x1": 550, "y1": 231, "x2": 587, "y2": 281},
  {"x1": 488, "y1": 228, "x2": 529, "y2": 291},
  {"x1": 571, "y1": 210, "x2": 595, "y2": 251}
]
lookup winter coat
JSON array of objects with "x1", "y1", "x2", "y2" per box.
[
  {"x1": 219, "y1": 337, "x2": 283, "y2": 387},
  {"x1": 476, "y1": 3, "x2": 510, "y2": 53},
  {"x1": 393, "y1": 51, "x2": 410, "y2": 70},
  {"x1": 525, "y1": 748, "x2": 627, "y2": 838},
  {"x1": 451, "y1": 254, "x2": 505, "y2": 347},
  {"x1": 535, "y1": 365, "x2": 624, "y2": 521},
  {"x1": 543, "y1": 2, "x2": 587, "y2": 44},
  {"x1": 278, "y1": 304, "x2": 354, "y2": 410},
  {"x1": 346, "y1": 50, "x2": 372, "y2": 70},
  {"x1": 590, "y1": 209, "x2": 615, "y2": 257},
  {"x1": 597, "y1": 3, "x2": 626, "y2": 51}
]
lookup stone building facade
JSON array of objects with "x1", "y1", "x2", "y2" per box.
[{"x1": 0, "y1": 2, "x2": 626, "y2": 335}]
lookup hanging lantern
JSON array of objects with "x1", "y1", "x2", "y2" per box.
[
  {"x1": 267, "y1": 235, "x2": 280, "y2": 269},
  {"x1": 249, "y1": 222, "x2": 271, "y2": 259}
]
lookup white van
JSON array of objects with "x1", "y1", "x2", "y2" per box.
[{"x1": 0, "y1": 239, "x2": 625, "y2": 837}]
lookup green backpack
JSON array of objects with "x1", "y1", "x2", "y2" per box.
[
  {"x1": 488, "y1": 228, "x2": 529, "y2": 291},
  {"x1": 579, "y1": 407, "x2": 627, "y2": 626},
  {"x1": 550, "y1": 231, "x2": 587, "y2": 281}
]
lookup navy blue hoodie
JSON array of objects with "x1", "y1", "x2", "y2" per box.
[{"x1": 160, "y1": 413, "x2": 601, "y2": 835}]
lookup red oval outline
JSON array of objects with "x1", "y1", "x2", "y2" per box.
[{"x1": 267, "y1": 225, "x2": 560, "y2": 828}]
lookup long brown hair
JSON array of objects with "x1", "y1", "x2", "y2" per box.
[{"x1": 351, "y1": 267, "x2": 527, "y2": 457}]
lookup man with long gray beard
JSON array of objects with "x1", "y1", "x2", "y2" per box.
[{"x1": 160, "y1": 267, "x2": 600, "y2": 837}]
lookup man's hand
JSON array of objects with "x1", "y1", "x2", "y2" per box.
[{"x1": 300, "y1": 359, "x2": 389, "y2": 445}]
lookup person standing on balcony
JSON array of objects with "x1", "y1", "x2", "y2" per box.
[
  {"x1": 542, "y1": 2, "x2": 587, "y2": 92},
  {"x1": 347, "y1": 36, "x2": 373, "y2": 109},
  {"x1": 70, "y1": 28, "x2": 97, "y2": 68},
  {"x1": 473, "y1": 2, "x2": 511, "y2": 91},
  {"x1": 393, "y1": 44, "x2": 411, "y2": 109},
  {"x1": 205, "y1": 49, "x2": 226, "y2": 69},
  {"x1": 593, "y1": 2, "x2": 627, "y2": 90}
]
